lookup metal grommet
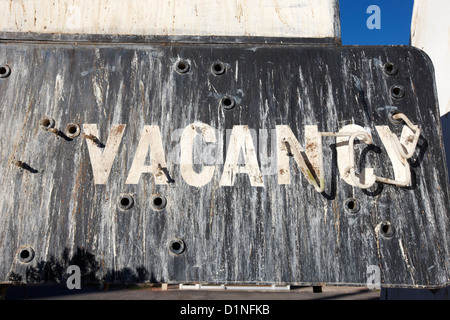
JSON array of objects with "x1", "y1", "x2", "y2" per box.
[
  {"x1": 65, "y1": 123, "x2": 81, "y2": 138},
  {"x1": 379, "y1": 221, "x2": 395, "y2": 239},
  {"x1": 151, "y1": 194, "x2": 167, "y2": 211},
  {"x1": 39, "y1": 116, "x2": 56, "y2": 131},
  {"x1": 175, "y1": 60, "x2": 190, "y2": 74},
  {"x1": 384, "y1": 62, "x2": 398, "y2": 75},
  {"x1": 118, "y1": 194, "x2": 134, "y2": 211},
  {"x1": 211, "y1": 61, "x2": 225, "y2": 75},
  {"x1": 169, "y1": 238, "x2": 185, "y2": 255},
  {"x1": 220, "y1": 96, "x2": 235, "y2": 110},
  {"x1": 17, "y1": 246, "x2": 35, "y2": 264},
  {"x1": 344, "y1": 198, "x2": 360, "y2": 214},
  {"x1": 0, "y1": 65, "x2": 11, "y2": 78},
  {"x1": 390, "y1": 85, "x2": 405, "y2": 99}
]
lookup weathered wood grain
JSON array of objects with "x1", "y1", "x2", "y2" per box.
[
  {"x1": 0, "y1": 0, "x2": 340, "y2": 40},
  {"x1": 0, "y1": 41, "x2": 448, "y2": 288}
]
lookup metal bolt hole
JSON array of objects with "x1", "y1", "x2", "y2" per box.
[
  {"x1": 176, "y1": 60, "x2": 190, "y2": 74},
  {"x1": 212, "y1": 62, "x2": 225, "y2": 75},
  {"x1": 390, "y1": 85, "x2": 405, "y2": 99},
  {"x1": 221, "y1": 96, "x2": 235, "y2": 110},
  {"x1": 18, "y1": 246, "x2": 35, "y2": 263},
  {"x1": 384, "y1": 62, "x2": 398, "y2": 75},
  {"x1": 65, "y1": 123, "x2": 81, "y2": 138},
  {"x1": 380, "y1": 221, "x2": 395, "y2": 238},
  {"x1": 39, "y1": 116, "x2": 55, "y2": 131},
  {"x1": 0, "y1": 65, "x2": 11, "y2": 78},
  {"x1": 344, "y1": 198, "x2": 360, "y2": 214},
  {"x1": 118, "y1": 194, "x2": 134, "y2": 210},
  {"x1": 151, "y1": 194, "x2": 167, "y2": 210},
  {"x1": 169, "y1": 239, "x2": 185, "y2": 255}
]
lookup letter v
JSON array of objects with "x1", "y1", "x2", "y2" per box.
[{"x1": 83, "y1": 124, "x2": 126, "y2": 184}]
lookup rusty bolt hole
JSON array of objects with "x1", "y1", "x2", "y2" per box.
[
  {"x1": 65, "y1": 123, "x2": 81, "y2": 138},
  {"x1": 40, "y1": 116, "x2": 55, "y2": 131},
  {"x1": 118, "y1": 194, "x2": 134, "y2": 210},
  {"x1": 0, "y1": 65, "x2": 11, "y2": 78},
  {"x1": 344, "y1": 198, "x2": 360, "y2": 214},
  {"x1": 151, "y1": 194, "x2": 167, "y2": 210},
  {"x1": 176, "y1": 60, "x2": 190, "y2": 74},
  {"x1": 380, "y1": 221, "x2": 395, "y2": 238},
  {"x1": 211, "y1": 62, "x2": 225, "y2": 75},
  {"x1": 18, "y1": 246, "x2": 35, "y2": 263},
  {"x1": 169, "y1": 239, "x2": 185, "y2": 255}
]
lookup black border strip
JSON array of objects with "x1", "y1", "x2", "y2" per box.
[{"x1": 0, "y1": 32, "x2": 341, "y2": 46}]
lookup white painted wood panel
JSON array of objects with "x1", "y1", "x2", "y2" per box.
[
  {"x1": 0, "y1": 0, "x2": 340, "y2": 39},
  {"x1": 411, "y1": 0, "x2": 450, "y2": 116}
]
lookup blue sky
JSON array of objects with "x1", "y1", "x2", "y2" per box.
[{"x1": 339, "y1": 0, "x2": 415, "y2": 45}]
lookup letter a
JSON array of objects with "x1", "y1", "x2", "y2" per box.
[
  {"x1": 66, "y1": 265, "x2": 81, "y2": 290},
  {"x1": 126, "y1": 125, "x2": 168, "y2": 184},
  {"x1": 367, "y1": 5, "x2": 381, "y2": 30}
]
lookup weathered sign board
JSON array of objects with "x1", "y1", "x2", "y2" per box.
[{"x1": 0, "y1": 39, "x2": 449, "y2": 288}]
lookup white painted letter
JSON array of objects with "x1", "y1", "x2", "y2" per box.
[
  {"x1": 84, "y1": 124, "x2": 126, "y2": 185},
  {"x1": 180, "y1": 123, "x2": 216, "y2": 187},
  {"x1": 220, "y1": 126, "x2": 263, "y2": 187},
  {"x1": 366, "y1": 265, "x2": 381, "y2": 289},
  {"x1": 126, "y1": 125, "x2": 168, "y2": 184},
  {"x1": 276, "y1": 125, "x2": 323, "y2": 191},
  {"x1": 66, "y1": 265, "x2": 81, "y2": 290},
  {"x1": 336, "y1": 124, "x2": 375, "y2": 187},
  {"x1": 366, "y1": 5, "x2": 381, "y2": 30},
  {"x1": 375, "y1": 125, "x2": 413, "y2": 186}
]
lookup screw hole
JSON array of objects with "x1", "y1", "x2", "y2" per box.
[
  {"x1": 175, "y1": 60, "x2": 190, "y2": 74},
  {"x1": 118, "y1": 194, "x2": 134, "y2": 210},
  {"x1": 0, "y1": 65, "x2": 11, "y2": 78},
  {"x1": 379, "y1": 221, "x2": 395, "y2": 238},
  {"x1": 169, "y1": 239, "x2": 185, "y2": 255},
  {"x1": 384, "y1": 62, "x2": 398, "y2": 75},
  {"x1": 344, "y1": 198, "x2": 360, "y2": 214},
  {"x1": 211, "y1": 62, "x2": 225, "y2": 75},
  {"x1": 65, "y1": 123, "x2": 81, "y2": 138},
  {"x1": 390, "y1": 85, "x2": 405, "y2": 99},
  {"x1": 151, "y1": 194, "x2": 167, "y2": 210},
  {"x1": 39, "y1": 116, "x2": 55, "y2": 131},
  {"x1": 220, "y1": 96, "x2": 235, "y2": 110},
  {"x1": 18, "y1": 246, "x2": 35, "y2": 263}
]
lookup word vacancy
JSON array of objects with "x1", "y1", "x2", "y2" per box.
[{"x1": 83, "y1": 113, "x2": 420, "y2": 191}]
